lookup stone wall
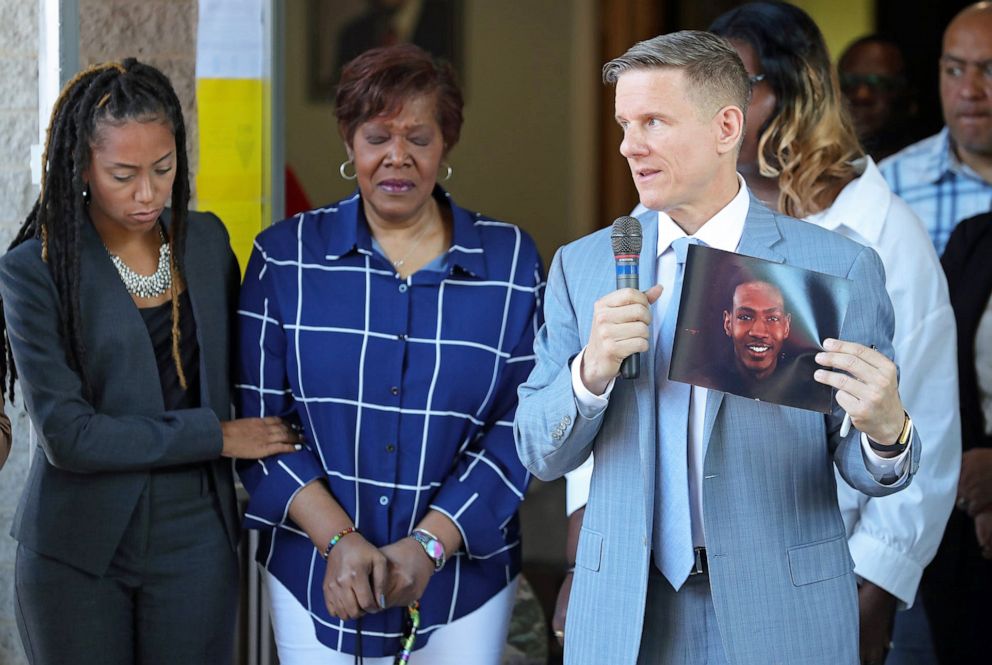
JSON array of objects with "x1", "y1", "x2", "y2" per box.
[
  {"x1": 0, "y1": 2, "x2": 198, "y2": 663},
  {"x1": 80, "y1": 0, "x2": 200, "y2": 188},
  {"x1": 0, "y1": 0, "x2": 37, "y2": 660}
]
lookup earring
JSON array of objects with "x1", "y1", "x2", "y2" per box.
[
  {"x1": 82, "y1": 185, "x2": 90, "y2": 203},
  {"x1": 339, "y1": 159, "x2": 357, "y2": 180},
  {"x1": 438, "y1": 162, "x2": 452, "y2": 182}
]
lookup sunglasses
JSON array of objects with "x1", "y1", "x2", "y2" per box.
[{"x1": 839, "y1": 73, "x2": 906, "y2": 94}]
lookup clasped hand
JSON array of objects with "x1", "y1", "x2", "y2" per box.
[
  {"x1": 322, "y1": 534, "x2": 434, "y2": 620},
  {"x1": 813, "y1": 338, "x2": 906, "y2": 447}
]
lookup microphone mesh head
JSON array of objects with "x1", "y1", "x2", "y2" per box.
[{"x1": 611, "y1": 216, "x2": 643, "y2": 256}]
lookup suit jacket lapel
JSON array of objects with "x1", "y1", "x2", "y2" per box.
[
  {"x1": 703, "y1": 197, "x2": 786, "y2": 456},
  {"x1": 635, "y1": 212, "x2": 659, "y2": 529}
]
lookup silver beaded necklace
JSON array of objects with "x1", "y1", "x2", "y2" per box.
[{"x1": 106, "y1": 228, "x2": 172, "y2": 299}]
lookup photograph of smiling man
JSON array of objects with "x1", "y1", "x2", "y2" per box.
[{"x1": 670, "y1": 245, "x2": 852, "y2": 413}]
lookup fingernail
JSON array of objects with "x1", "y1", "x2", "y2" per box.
[
  {"x1": 379, "y1": 593, "x2": 386, "y2": 609},
  {"x1": 815, "y1": 352, "x2": 826, "y2": 363}
]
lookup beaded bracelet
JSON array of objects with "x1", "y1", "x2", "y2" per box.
[{"x1": 321, "y1": 526, "x2": 357, "y2": 559}]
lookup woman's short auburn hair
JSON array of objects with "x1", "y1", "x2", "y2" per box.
[{"x1": 335, "y1": 43, "x2": 464, "y2": 151}]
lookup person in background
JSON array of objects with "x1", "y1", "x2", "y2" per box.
[
  {"x1": 0, "y1": 59, "x2": 299, "y2": 665},
  {"x1": 930, "y1": 211, "x2": 992, "y2": 664},
  {"x1": 517, "y1": 28, "x2": 918, "y2": 665},
  {"x1": 839, "y1": 35, "x2": 918, "y2": 162},
  {"x1": 237, "y1": 44, "x2": 543, "y2": 665},
  {"x1": 880, "y1": 2, "x2": 992, "y2": 254},
  {"x1": 710, "y1": 5, "x2": 960, "y2": 664}
]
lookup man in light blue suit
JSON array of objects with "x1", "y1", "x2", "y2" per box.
[{"x1": 514, "y1": 31, "x2": 921, "y2": 665}]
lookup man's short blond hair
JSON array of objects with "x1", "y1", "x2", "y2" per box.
[{"x1": 602, "y1": 30, "x2": 751, "y2": 121}]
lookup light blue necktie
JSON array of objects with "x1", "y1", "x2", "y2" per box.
[{"x1": 654, "y1": 236, "x2": 700, "y2": 590}]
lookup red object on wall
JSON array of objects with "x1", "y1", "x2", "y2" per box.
[{"x1": 285, "y1": 165, "x2": 312, "y2": 218}]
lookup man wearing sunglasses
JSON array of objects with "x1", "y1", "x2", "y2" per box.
[{"x1": 839, "y1": 35, "x2": 917, "y2": 162}]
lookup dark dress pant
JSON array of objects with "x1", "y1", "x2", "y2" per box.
[{"x1": 14, "y1": 465, "x2": 239, "y2": 665}]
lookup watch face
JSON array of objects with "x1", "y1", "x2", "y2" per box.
[{"x1": 424, "y1": 539, "x2": 444, "y2": 559}]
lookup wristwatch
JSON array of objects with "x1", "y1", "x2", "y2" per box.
[
  {"x1": 868, "y1": 411, "x2": 913, "y2": 453},
  {"x1": 410, "y1": 529, "x2": 446, "y2": 573}
]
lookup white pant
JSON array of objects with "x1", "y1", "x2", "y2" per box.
[{"x1": 264, "y1": 570, "x2": 518, "y2": 665}]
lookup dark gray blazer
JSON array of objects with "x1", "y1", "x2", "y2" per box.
[{"x1": 0, "y1": 211, "x2": 241, "y2": 576}]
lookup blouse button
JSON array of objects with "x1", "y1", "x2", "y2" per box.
[
  {"x1": 398, "y1": 284, "x2": 408, "y2": 293},
  {"x1": 379, "y1": 495, "x2": 389, "y2": 506},
  {"x1": 390, "y1": 386, "x2": 400, "y2": 396},
  {"x1": 386, "y1": 443, "x2": 396, "y2": 453}
]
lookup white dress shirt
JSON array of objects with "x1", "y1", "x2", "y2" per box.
[
  {"x1": 807, "y1": 157, "x2": 960, "y2": 606},
  {"x1": 568, "y1": 176, "x2": 912, "y2": 548}
]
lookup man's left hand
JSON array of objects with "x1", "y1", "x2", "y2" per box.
[
  {"x1": 379, "y1": 537, "x2": 435, "y2": 609},
  {"x1": 958, "y1": 449, "x2": 992, "y2": 517},
  {"x1": 858, "y1": 581, "x2": 896, "y2": 665},
  {"x1": 975, "y1": 510, "x2": 992, "y2": 559},
  {"x1": 814, "y1": 338, "x2": 905, "y2": 446}
]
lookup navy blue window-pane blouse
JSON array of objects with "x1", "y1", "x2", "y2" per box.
[{"x1": 236, "y1": 188, "x2": 545, "y2": 657}]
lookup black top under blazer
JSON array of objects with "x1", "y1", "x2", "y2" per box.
[{"x1": 0, "y1": 211, "x2": 241, "y2": 576}]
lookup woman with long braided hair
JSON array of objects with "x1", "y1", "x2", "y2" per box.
[{"x1": 0, "y1": 59, "x2": 301, "y2": 664}]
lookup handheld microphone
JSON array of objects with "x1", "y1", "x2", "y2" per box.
[{"x1": 611, "y1": 216, "x2": 643, "y2": 379}]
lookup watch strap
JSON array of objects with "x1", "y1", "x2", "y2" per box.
[
  {"x1": 410, "y1": 529, "x2": 445, "y2": 572},
  {"x1": 868, "y1": 411, "x2": 913, "y2": 453}
]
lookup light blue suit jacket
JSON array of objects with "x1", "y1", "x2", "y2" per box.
[{"x1": 515, "y1": 197, "x2": 921, "y2": 665}]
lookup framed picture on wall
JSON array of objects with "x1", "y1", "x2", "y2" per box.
[{"x1": 308, "y1": 0, "x2": 464, "y2": 102}]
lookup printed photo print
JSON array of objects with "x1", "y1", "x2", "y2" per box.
[{"x1": 669, "y1": 245, "x2": 852, "y2": 413}]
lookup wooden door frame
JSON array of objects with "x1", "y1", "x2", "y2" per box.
[{"x1": 596, "y1": 0, "x2": 666, "y2": 226}]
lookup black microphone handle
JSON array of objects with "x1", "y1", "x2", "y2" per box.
[{"x1": 616, "y1": 269, "x2": 640, "y2": 379}]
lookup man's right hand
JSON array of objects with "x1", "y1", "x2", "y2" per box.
[
  {"x1": 554, "y1": 506, "x2": 586, "y2": 646},
  {"x1": 581, "y1": 285, "x2": 662, "y2": 395},
  {"x1": 858, "y1": 580, "x2": 897, "y2": 665},
  {"x1": 552, "y1": 570, "x2": 573, "y2": 646},
  {"x1": 975, "y1": 510, "x2": 992, "y2": 559}
]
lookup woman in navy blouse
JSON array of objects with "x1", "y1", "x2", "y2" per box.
[{"x1": 237, "y1": 44, "x2": 544, "y2": 663}]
